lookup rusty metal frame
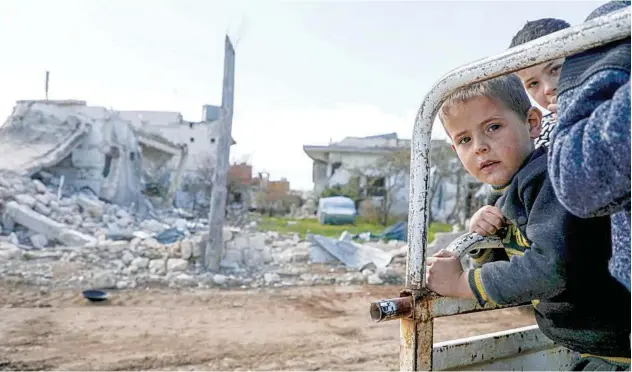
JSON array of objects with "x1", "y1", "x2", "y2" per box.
[{"x1": 369, "y1": 7, "x2": 631, "y2": 371}]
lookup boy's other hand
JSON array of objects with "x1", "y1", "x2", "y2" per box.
[
  {"x1": 469, "y1": 205, "x2": 507, "y2": 236},
  {"x1": 547, "y1": 96, "x2": 558, "y2": 119},
  {"x1": 547, "y1": 103, "x2": 558, "y2": 120},
  {"x1": 426, "y1": 250, "x2": 473, "y2": 298}
]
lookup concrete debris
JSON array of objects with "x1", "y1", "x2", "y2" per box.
[
  {"x1": 29, "y1": 234, "x2": 48, "y2": 249},
  {"x1": 0, "y1": 223, "x2": 417, "y2": 290},
  {"x1": 0, "y1": 170, "x2": 207, "y2": 250}
]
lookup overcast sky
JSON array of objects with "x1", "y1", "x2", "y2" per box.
[{"x1": 0, "y1": 0, "x2": 604, "y2": 190}]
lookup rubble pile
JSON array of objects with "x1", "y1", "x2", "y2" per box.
[
  {"x1": 1, "y1": 170, "x2": 133, "y2": 246},
  {"x1": 0, "y1": 170, "x2": 418, "y2": 290},
  {"x1": 0, "y1": 225, "x2": 409, "y2": 290}
]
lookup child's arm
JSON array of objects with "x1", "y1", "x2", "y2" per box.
[
  {"x1": 462, "y1": 177, "x2": 570, "y2": 306},
  {"x1": 548, "y1": 40, "x2": 630, "y2": 218}
]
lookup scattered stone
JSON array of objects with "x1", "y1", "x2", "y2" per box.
[
  {"x1": 15, "y1": 194, "x2": 37, "y2": 208},
  {"x1": 33, "y1": 180, "x2": 47, "y2": 193},
  {"x1": 121, "y1": 250, "x2": 135, "y2": 265},
  {"x1": 180, "y1": 240, "x2": 193, "y2": 260},
  {"x1": 213, "y1": 274, "x2": 228, "y2": 286},
  {"x1": 8, "y1": 233, "x2": 19, "y2": 245},
  {"x1": 11, "y1": 183, "x2": 25, "y2": 193},
  {"x1": 148, "y1": 259, "x2": 166, "y2": 275},
  {"x1": 367, "y1": 273, "x2": 384, "y2": 285},
  {"x1": 0, "y1": 242, "x2": 21, "y2": 260},
  {"x1": 174, "y1": 218, "x2": 188, "y2": 231},
  {"x1": 167, "y1": 258, "x2": 188, "y2": 272},
  {"x1": 92, "y1": 270, "x2": 117, "y2": 289},
  {"x1": 278, "y1": 247, "x2": 309, "y2": 263},
  {"x1": 29, "y1": 234, "x2": 48, "y2": 249},
  {"x1": 140, "y1": 219, "x2": 168, "y2": 233},
  {"x1": 377, "y1": 267, "x2": 403, "y2": 284},
  {"x1": 116, "y1": 280, "x2": 129, "y2": 289},
  {"x1": 130, "y1": 257, "x2": 150, "y2": 270},
  {"x1": 34, "y1": 202, "x2": 52, "y2": 216},
  {"x1": 76, "y1": 195, "x2": 104, "y2": 218},
  {"x1": 34, "y1": 193, "x2": 52, "y2": 206},
  {"x1": 263, "y1": 272, "x2": 280, "y2": 285},
  {"x1": 133, "y1": 231, "x2": 152, "y2": 240}
]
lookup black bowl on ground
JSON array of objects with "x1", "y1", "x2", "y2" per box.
[{"x1": 82, "y1": 290, "x2": 109, "y2": 302}]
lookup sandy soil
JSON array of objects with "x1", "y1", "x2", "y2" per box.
[{"x1": 0, "y1": 283, "x2": 535, "y2": 371}]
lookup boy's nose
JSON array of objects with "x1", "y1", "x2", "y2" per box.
[
  {"x1": 474, "y1": 140, "x2": 489, "y2": 154},
  {"x1": 544, "y1": 80, "x2": 557, "y2": 97}
]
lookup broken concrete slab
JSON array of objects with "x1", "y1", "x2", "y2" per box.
[
  {"x1": 4, "y1": 201, "x2": 96, "y2": 246},
  {"x1": 5, "y1": 201, "x2": 63, "y2": 239}
]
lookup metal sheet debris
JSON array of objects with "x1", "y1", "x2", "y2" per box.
[{"x1": 308, "y1": 234, "x2": 393, "y2": 270}]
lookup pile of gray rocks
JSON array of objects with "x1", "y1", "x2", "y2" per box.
[
  {"x1": 0, "y1": 228, "x2": 408, "y2": 290},
  {"x1": 0, "y1": 171, "x2": 409, "y2": 290}
]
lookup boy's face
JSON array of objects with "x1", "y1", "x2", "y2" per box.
[
  {"x1": 515, "y1": 58, "x2": 564, "y2": 110},
  {"x1": 443, "y1": 96, "x2": 542, "y2": 186}
]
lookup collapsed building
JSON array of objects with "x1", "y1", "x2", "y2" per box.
[
  {"x1": 0, "y1": 99, "x2": 187, "y2": 208},
  {"x1": 0, "y1": 99, "x2": 196, "y2": 247}
]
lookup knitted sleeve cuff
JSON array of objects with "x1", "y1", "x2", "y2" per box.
[{"x1": 468, "y1": 269, "x2": 496, "y2": 307}]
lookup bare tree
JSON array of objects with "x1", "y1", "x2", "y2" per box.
[
  {"x1": 427, "y1": 140, "x2": 469, "y2": 225},
  {"x1": 350, "y1": 149, "x2": 410, "y2": 226}
]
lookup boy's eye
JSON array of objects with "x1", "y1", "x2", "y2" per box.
[
  {"x1": 458, "y1": 137, "x2": 471, "y2": 145},
  {"x1": 487, "y1": 124, "x2": 501, "y2": 132},
  {"x1": 527, "y1": 81, "x2": 539, "y2": 89},
  {"x1": 550, "y1": 65, "x2": 562, "y2": 75}
]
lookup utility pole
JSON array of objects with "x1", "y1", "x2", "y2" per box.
[
  {"x1": 45, "y1": 71, "x2": 50, "y2": 100},
  {"x1": 205, "y1": 35, "x2": 236, "y2": 271}
]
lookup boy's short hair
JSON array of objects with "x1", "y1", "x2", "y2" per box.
[
  {"x1": 510, "y1": 18, "x2": 571, "y2": 48},
  {"x1": 439, "y1": 74, "x2": 532, "y2": 124}
]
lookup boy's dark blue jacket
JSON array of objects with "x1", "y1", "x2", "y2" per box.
[
  {"x1": 468, "y1": 147, "x2": 630, "y2": 357},
  {"x1": 549, "y1": 1, "x2": 631, "y2": 291}
]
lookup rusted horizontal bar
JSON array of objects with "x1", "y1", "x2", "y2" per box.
[
  {"x1": 431, "y1": 325, "x2": 571, "y2": 370},
  {"x1": 372, "y1": 291, "x2": 529, "y2": 321},
  {"x1": 370, "y1": 296, "x2": 414, "y2": 322}
]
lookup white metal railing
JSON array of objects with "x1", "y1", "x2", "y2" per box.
[{"x1": 369, "y1": 6, "x2": 631, "y2": 371}]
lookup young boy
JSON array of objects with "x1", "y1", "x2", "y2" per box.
[
  {"x1": 474, "y1": 18, "x2": 571, "y2": 213},
  {"x1": 426, "y1": 74, "x2": 631, "y2": 363},
  {"x1": 510, "y1": 17, "x2": 571, "y2": 149}
]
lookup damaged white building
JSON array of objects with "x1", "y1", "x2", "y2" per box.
[{"x1": 303, "y1": 133, "x2": 477, "y2": 223}]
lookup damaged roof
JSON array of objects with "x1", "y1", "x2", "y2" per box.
[{"x1": 0, "y1": 101, "x2": 92, "y2": 176}]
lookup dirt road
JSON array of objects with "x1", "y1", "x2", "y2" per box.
[{"x1": 0, "y1": 284, "x2": 535, "y2": 371}]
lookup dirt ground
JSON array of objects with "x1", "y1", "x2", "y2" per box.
[{"x1": 0, "y1": 283, "x2": 535, "y2": 371}]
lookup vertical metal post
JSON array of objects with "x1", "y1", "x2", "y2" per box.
[
  {"x1": 45, "y1": 71, "x2": 50, "y2": 100},
  {"x1": 399, "y1": 8, "x2": 630, "y2": 371},
  {"x1": 205, "y1": 36, "x2": 236, "y2": 271}
]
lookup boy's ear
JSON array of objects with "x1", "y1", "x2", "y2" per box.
[
  {"x1": 526, "y1": 107, "x2": 542, "y2": 139},
  {"x1": 450, "y1": 143, "x2": 456, "y2": 152}
]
